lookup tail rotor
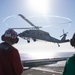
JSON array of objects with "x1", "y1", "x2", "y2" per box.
[
  {"x1": 60, "y1": 29, "x2": 68, "y2": 41},
  {"x1": 60, "y1": 29, "x2": 68, "y2": 37}
]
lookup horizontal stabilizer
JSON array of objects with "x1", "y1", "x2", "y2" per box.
[{"x1": 62, "y1": 39, "x2": 69, "y2": 43}]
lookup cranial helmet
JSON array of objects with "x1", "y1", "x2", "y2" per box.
[
  {"x1": 70, "y1": 33, "x2": 75, "y2": 47},
  {"x1": 1, "y1": 29, "x2": 19, "y2": 43}
]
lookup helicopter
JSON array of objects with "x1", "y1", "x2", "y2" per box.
[{"x1": 11, "y1": 14, "x2": 69, "y2": 47}]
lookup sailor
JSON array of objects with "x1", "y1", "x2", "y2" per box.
[
  {"x1": 0, "y1": 29, "x2": 23, "y2": 75},
  {"x1": 62, "y1": 33, "x2": 75, "y2": 75}
]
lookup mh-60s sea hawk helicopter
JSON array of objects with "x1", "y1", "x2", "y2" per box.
[{"x1": 11, "y1": 14, "x2": 69, "y2": 47}]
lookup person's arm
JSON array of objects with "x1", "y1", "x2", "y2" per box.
[{"x1": 12, "y1": 49, "x2": 23, "y2": 75}]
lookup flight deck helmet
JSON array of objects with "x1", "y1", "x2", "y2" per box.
[{"x1": 1, "y1": 29, "x2": 19, "y2": 44}]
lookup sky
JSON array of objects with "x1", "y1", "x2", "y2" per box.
[{"x1": 0, "y1": 0, "x2": 75, "y2": 59}]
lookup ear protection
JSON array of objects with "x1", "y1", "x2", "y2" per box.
[
  {"x1": 15, "y1": 37, "x2": 19, "y2": 43},
  {"x1": 70, "y1": 33, "x2": 75, "y2": 47},
  {"x1": 1, "y1": 35, "x2": 5, "y2": 41},
  {"x1": 1, "y1": 35, "x2": 19, "y2": 44}
]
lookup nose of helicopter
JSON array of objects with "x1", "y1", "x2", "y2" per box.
[
  {"x1": 18, "y1": 33, "x2": 23, "y2": 37},
  {"x1": 18, "y1": 31, "x2": 27, "y2": 38}
]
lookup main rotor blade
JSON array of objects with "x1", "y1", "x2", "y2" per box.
[
  {"x1": 10, "y1": 28, "x2": 31, "y2": 29},
  {"x1": 18, "y1": 14, "x2": 36, "y2": 27}
]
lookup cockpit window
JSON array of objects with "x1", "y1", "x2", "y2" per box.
[{"x1": 25, "y1": 30, "x2": 30, "y2": 33}]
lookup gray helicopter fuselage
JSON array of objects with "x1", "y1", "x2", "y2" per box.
[{"x1": 18, "y1": 29, "x2": 61, "y2": 43}]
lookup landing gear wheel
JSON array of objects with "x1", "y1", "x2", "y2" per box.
[
  {"x1": 33, "y1": 39, "x2": 36, "y2": 42},
  {"x1": 27, "y1": 40, "x2": 30, "y2": 43}
]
